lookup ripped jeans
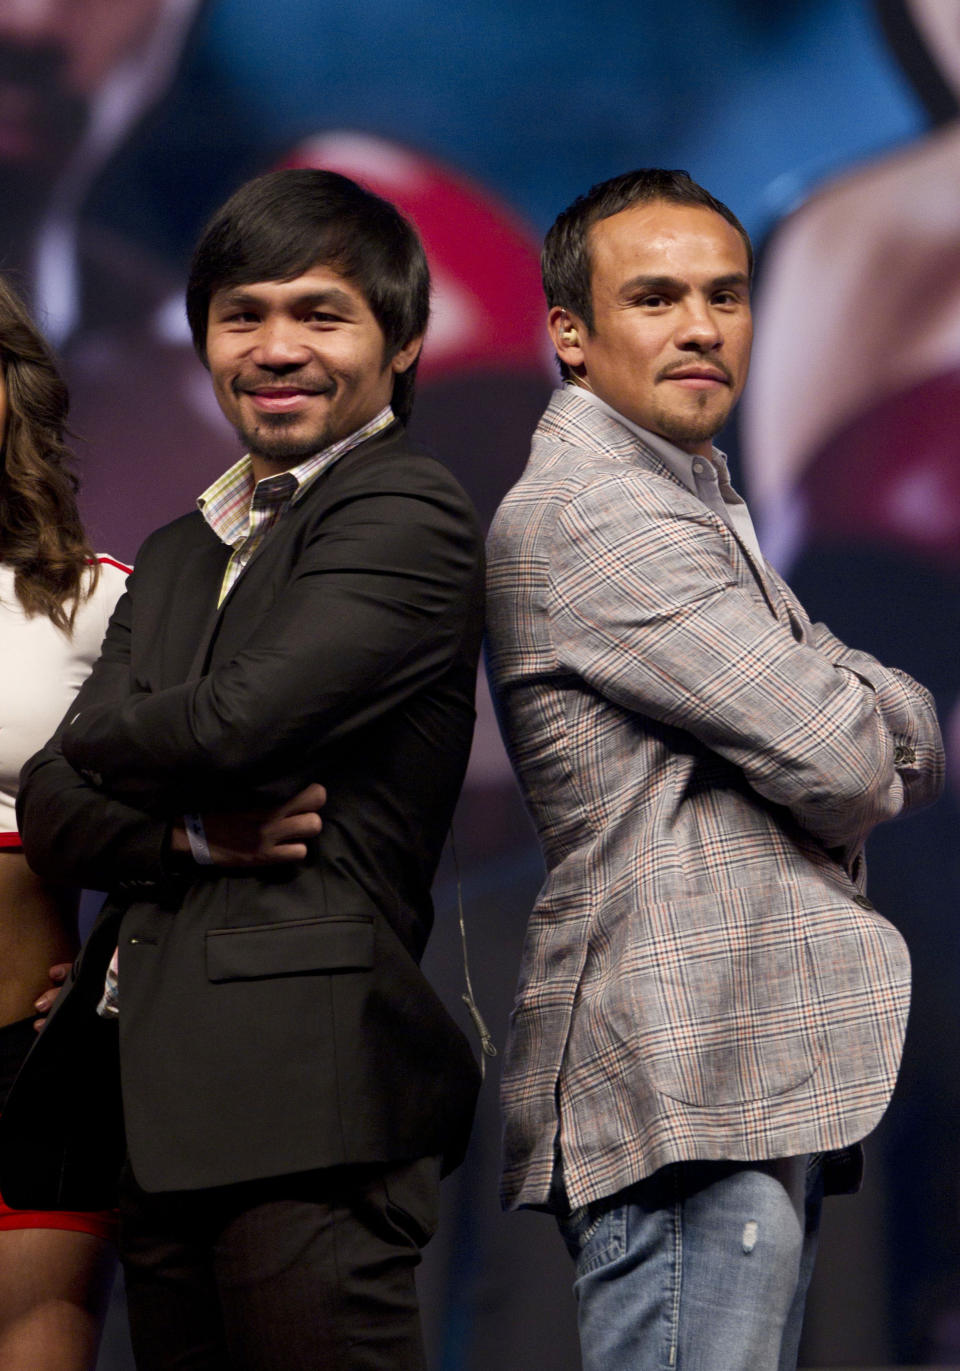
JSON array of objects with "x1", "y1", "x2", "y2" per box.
[{"x1": 557, "y1": 1156, "x2": 823, "y2": 1371}]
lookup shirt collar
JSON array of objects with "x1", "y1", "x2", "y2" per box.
[
  {"x1": 198, "y1": 406, "x2": 395, "y2": 548},
  {"x1": 562, "y1": 384, "x2": 763, "y2": 561}
]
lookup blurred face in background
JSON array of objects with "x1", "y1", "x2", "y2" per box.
[
  {"x1": 905, "y1": 0, "x2": 960, "y2": 101},
  {"x1": 0, "y1": 0, "x2": 167, "y2": 177}
]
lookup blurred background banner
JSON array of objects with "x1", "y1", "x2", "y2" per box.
[{"x1": 2, "y1": 1, "x2": 957, "y2": 1364}]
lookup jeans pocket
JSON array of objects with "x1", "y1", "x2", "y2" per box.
[
  {"x1": 558, "y1": 1200, "x2": 626, "y2": 1275},
  {"x1": 559, "y1": 1203, "x2": 603, "y2": 1257}
]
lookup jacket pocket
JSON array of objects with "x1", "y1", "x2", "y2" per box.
[
  {"x1": 592, "y1": 882, "x2": 824, "y2": 1107},
  {"x1": 205, "y1": 915, "x2": 374, "y2": 982}
]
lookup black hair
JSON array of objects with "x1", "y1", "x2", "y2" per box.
[
  {"x1": 186, "y1": 168, "x2": 429, "y2": 423},
  {"x1": 542, "y1": 169, "x2": 753, "y2": 380}
]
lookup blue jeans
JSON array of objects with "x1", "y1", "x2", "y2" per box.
[{"x1": 558, "y1": 1156, "x2": 823, "y2": 1371}]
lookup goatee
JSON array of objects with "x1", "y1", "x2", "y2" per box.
[{"x1": 237, "y1": 413, "x2": 330, "y2": 465}]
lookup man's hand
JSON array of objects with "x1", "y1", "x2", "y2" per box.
[
  {"x1": 34, "y1": 962, "x2": 71, "y2": 1030},
  {"x1": 170, "y1": 783, "x2": 327, "y2": 867}
]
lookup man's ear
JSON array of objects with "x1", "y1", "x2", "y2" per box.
[
  {"x1": 390, "y1": 334, "x2": 425, "y2": 374},
  {"x1": 547, "y1": 307, "x2": 586, "y2": 370}
]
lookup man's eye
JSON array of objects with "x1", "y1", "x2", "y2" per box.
[{"x1": 638, "y1": 294, "x2": 669, "y2": 308}]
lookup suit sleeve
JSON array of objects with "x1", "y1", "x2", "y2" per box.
[
  {"x1": 547, "y1": 473, "x2": 944, "y2": 850},
  {"x1": 779, "y1": 580, "x2": 942, "y2": 816},
  {"x1": 60, "y1": 483, "x2": 483, "y2": 812},
  {"x1": 17, "y1": 585, "x2": 170, "y2": 890}
]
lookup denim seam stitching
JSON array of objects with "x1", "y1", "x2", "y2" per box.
[{"x1": 667, "y1": 1176, "x2": 682, "y2": 1368}]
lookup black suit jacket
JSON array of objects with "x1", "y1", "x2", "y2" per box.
[{"x1": 1, "y1": 422, "x2": 484, "y2": 1205}]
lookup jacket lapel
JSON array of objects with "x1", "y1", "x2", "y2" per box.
[
  {"x1": 185, "y1": 421, "x2": 406, "y2": 681},
  {"x1": 538, "y1": 387, "x2": 785, "y2": 621}
]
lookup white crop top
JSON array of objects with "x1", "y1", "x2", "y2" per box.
[{"x1": 0, "y1": 555, "x2": 130, "y2": 845}]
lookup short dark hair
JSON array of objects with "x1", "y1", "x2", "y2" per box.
[
  {"x1": 542, "y1": 169, "x2": 753, "y2": 380},
  {"x1": 186, "y1": 169, "x2": 429, "y2": 423}
]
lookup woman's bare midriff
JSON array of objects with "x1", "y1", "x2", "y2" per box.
[{"x1": 0, "y1": 850, "x2": 79, "y2": 1028}]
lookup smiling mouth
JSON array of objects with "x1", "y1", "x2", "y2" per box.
[{"x1": 241, "y1": 385, "x2": 333, "y2": 413}]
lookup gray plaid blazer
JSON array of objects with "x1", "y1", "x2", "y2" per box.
[{"x1": 486, "y1": 388, "x2": 944, "y2": 1212}]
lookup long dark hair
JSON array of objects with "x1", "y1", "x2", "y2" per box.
[{"x1": 0, "y1": 275, "x2": 96, "y2": 630}]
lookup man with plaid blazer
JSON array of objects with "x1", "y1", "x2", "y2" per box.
[{"x1": 485, "y1": 170, "x2": 944, "y2": 1370}]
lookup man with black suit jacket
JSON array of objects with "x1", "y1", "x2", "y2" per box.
[{"x1": 4, "y1": 168, "x2": 484, "y2": 1371}]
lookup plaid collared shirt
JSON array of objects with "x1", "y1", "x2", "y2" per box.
[{"x1": 199, "y1": 406, "x2": 395, "y2": 605}]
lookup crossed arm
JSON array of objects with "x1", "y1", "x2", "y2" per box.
[
  {"x1": 61, "y1": 488, "x2": 478, "y2": 808},
  {"x1": 549, "y1": 475, "x2": 944, "y2": 851},
  {"x1": 19, "y1": 483, "x2": 481, "y2": 890},
  {"x1": 17, "y1": 635, "x2": 328, "y2": 891}
]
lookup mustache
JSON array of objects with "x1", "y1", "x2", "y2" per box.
[
  {"x1": 657, "y1": 357, "x2": 734, "y2": 385},
  {"x1": 233, "y1": 371, "x2": 336, "y2": 395}
]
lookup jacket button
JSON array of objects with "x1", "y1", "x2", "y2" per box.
[
  {"x1": 854, "y1": 895, "x2": 875, "y2": 911},
  {"x1": 894, "y1": 745, "x2": 916, "y2": 766}
]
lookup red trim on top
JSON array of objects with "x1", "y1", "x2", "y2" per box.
[
  {"x1": 0, "y1": 1169, "x2": 118, "y2": 1236},
  {"x1": 0, "y1": 1205, "x2": 118, "y2": 1237},
  {"x1": 92, "y1": 554, "x2": 132, "y2": 574},
  {"x1": 0, "y1": 834, "x2": 23, "y2": 849}
]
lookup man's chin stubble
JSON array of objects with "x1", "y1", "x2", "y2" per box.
[
  {"x1": 240, "y1": 416, "x2": 330, "y2": 464},
  {"x1": 657, "y1": 400, "x2": 730, "y2": 449}
]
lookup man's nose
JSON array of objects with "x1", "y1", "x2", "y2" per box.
[
  {"x1": 250, "y1": 319, "x2": 312, "y2": 369},
  {"x1": 675, "y1": 299, "x2": 722, "y2": 351}
]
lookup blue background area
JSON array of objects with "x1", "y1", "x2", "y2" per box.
[{"x1": 195, "y1": 0, "x2": 923, "y2": 238}]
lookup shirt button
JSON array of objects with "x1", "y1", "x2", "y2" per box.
[
  {"x1": 893, "y1": 744, "x2": 916, "y2": 766},
  {"x1": 853, "y1": 895, "x2": 875, "y2": 911}
]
